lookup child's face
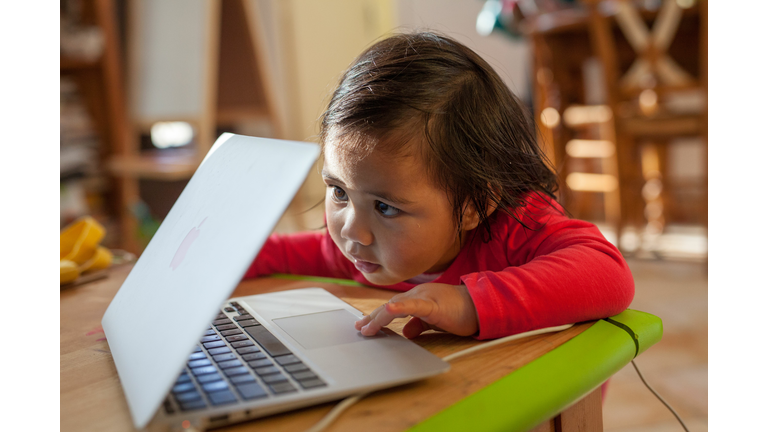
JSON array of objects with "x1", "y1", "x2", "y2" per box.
[{"x1": 322, "y1": 139, "x2": 463, "y2": 286}]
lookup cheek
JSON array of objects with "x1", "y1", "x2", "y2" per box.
[
  {"x1": 325, "y1": 201, "x2": 343, "y2": 240},
  {"x1": 376, "y1": 232, "x2": 418, "y2": 267}
]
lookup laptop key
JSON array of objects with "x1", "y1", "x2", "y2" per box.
[
  {"x1": 176, "y1": 373, "x2": 192, "y2": 384},
  {"x1": 291, "y1": 371, "x2": 317, "y2": 381},
  {"x1": 192, "y1": 346, "x2": 202, "y2": 352},
  {"x1": 212, "y1": 319, "x2": 231, "y2": 326},
  {"x1": 298, "y1": 378, "x2": 327, "y2": 389},
  {"x1": 262, "y1": 373, "x2": 288, "y2": 384},
  {"x1": 208, "y1": 389, "x2": 237, "y2": 406},
  {"x1": 274, "y1": 355, "x2": 301, "y2": 366},
  {"x1": 244, "y1": 325, "x2": 292, "y2": 357},
  {"x1": 283, "y1": 363, "x2": 308, "y2": 373},
  {"x1": 208, "y1": 347, "x2": 232, "y2": 355},
  {"x1": 217, "y1": 360, "x2": 243, "y2": 369},
  {"x1": 203, "y1": 341, "x2": 226, "y2": 349},
  {"x1": 197, "y1": 372, "x2": 223, "y2": 383},
  {"x1": 172, "y1": 382, "x2": 196, "y2": 394},
  {"x1": 236, "y1": 346, "x2": 260, "y2": 355},
  {"x1": 229, "y1": 374, "x2": 256, "y2": 384},
  {"x1": 224, "y1": 307, "x2": 236, "y2": 313},
  {"x1": 191, "y1": 366, "x2": 218, "y2": 376},
  {"x1": 220, "y1": 329, "x2": 243, "y2": 336},
  {"x1": 233, "y1": 314, "x2": 254, "y2": 321},
  {"x1": 231, "y1": 340, "x2": 255, "y2": 348},
  {"x1": 224, "y1": 366, "x2": 250, "y2": 377},
  {"x1": 254, "y1": 366, "x2": 280, "y2": 376},
  {"x1": 269, "y1": 382, "x2": 297, "y2": 394},
  {"x1": 237, "y1": 319, "x2": 261, "y2": 327},
  {"x1": 179, "y1": 399, "x2": 208, "y2": 411},
  {"x1": 201, "y1": 380, "x2": 229, "y2": 393},
  {"x1": 216, "y1": 313, "x2": 227, "y2": 320},
  {"x1": 203, "y1": 329, "x2": 216, "y2": 336},
  {"x1": 237, "y1": 319, "x2": 260, "y2": 327},
  {"x1": 247, "y1": 359, "x2": 272, "y2": 369},
  {"x1": 216, "y1": 324, "x2": 237, "y2": 331},
  {"x1": 229, "y1": 302, "x2": 241, "y2": 308},
  {"x1": 200, "y1": 335, "x2": 221, "y2": 343},
  {"x1": 236, "y1": 382, "x2": 268, "y2": 400},
  {"x1": 188, "y1": 352, "x2": 207, "y2": 361},
  {"x1": 188, "y1": 359, "x2": 212, "y2": 368},
  {"x1": 241, "y1": 352, "x2": 267, "y2": 361},
  {"x1": 225, "y1": 334, "x2": 249, "y2": 342},
  {"x1": 175, "y1": 390, "x2": 203, "y2": 402},
  {"x1": 212, "y1": 353, "x2": 237, "y2": 362}
]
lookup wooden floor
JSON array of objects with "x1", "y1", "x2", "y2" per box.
[{"x1": 603, "y1": 258, "x2": 708, "y2": 432}]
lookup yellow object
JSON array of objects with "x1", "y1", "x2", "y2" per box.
[
  {"x1": 60, "y1": 216, "x2": 105, "y2": 265},
  {"x1": 60, "y1": 260, "x2": 80, "y2": 284},
  {"x1": 60, "y1": 216, "x2": 112, "y2": 285},
  {"x1": 79, "y1": 246, "x2": 113, "y2": 273}
]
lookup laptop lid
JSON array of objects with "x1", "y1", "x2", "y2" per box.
[{"x1": 101, "y1": 134, "x2": 320, "y2": 428}]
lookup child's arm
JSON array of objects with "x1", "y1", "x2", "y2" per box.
[
  {"x1": 242, "y1": 230, "x2": 352, "y2": 279},
  {"x1": 461, "y1": 216, "x2": 634, "y2": 339}
]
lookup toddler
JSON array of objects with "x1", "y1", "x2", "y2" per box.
[{"x1": 244, "y1": 32, "x2": 634, "y2": 340}]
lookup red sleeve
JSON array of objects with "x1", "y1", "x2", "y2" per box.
[
  {"x1": 242, "y1": 230, "x2": 354, "y2": 280},
  {"x1": 460, "y1": 197, "x2": 635, "y2": 340}
]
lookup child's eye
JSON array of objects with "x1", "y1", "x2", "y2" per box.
[
  {"x1": 375, "y1": 201, "x2": 400, "y2": 216},
  {"x1": 331, "y1": 186, "x2": 348, "y2": 201}
]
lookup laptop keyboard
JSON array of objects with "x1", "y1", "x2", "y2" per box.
[{"x1": 163, "y1": 301, "x2": 327, "y2": 413}]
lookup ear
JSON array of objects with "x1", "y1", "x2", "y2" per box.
[{"x1": 460, "y1": 196, "x2": 499, "y2": 231}]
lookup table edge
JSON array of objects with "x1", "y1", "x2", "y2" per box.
[{"x1": 407, "y1": 309, "x2": 663, "y2": 432}]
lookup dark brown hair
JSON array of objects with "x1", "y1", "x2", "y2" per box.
[{"x1": 320, "y1": 31, "x2": 559, "y2": 241}]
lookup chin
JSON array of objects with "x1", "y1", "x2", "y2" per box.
[{"x1": 361, "y1": 270, "x2": 403, "y2": 287}]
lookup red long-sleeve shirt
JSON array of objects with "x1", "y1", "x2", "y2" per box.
[{"x1": 244, "y1": 195, "x2": 634, "y2": 340}]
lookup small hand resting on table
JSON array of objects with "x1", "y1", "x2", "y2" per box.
[{"x1": 354, "y1": 283, "x2": 480, "y2": 339}]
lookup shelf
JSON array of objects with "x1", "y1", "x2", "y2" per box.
[
  {"x1": 107, "y1": 151, "x2": 201, "y2": 181},
  {"x1": 60, "y1": 55, "x2": 100, "y2": 72}
]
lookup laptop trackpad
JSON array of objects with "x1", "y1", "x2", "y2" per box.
[{"x1": 273, "y1": 309, "x2": 385, "y2": 350}]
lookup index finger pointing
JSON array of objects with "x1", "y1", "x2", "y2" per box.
[
  {"x1": 360, "y1": 298, "x2": 438, "y2": 336},
  {"x1": 385, "y1": 298, "x2": 438, "y2": 324},
  {"x1": 359, "y1": 301, "x2": 411, "y2": 336}
]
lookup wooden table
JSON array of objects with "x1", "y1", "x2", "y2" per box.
[{"x1": 61, "y1": 265, "x2": 661, "y2": 431}]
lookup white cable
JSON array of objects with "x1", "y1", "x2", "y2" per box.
[
  {"x1": 303, "y1": 392, "x2": 368, "y2": 432},
  {"x1": 303, "y1": 323, "x2": 574, "y2": 432},
  {"x1": 442, "y1": 323, "x2": 574, "y2": 362}
]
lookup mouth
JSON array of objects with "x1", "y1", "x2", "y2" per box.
[{"x1": 350, "y1": 255, "x2": 381, "y2": 273}]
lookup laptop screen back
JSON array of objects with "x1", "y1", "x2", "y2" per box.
[{"x1": 101, "y1": 134, "x2": 320, "y2": 428}]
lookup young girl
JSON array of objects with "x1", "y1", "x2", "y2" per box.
[{"x1": 244, "y1": 32, "x2": 634, "y2": 341}]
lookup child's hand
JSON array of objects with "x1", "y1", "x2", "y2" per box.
[{"x1": 354, "y1": 283, "x2": 479, "y2": 339}]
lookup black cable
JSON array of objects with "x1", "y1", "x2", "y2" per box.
[{"x1": 631, "y1": 360, "x2": 690, "y2": 432}]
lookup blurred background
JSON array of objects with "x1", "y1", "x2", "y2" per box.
[{"x1": 59, "y1": 0, "x2": 707, "y2": 430}]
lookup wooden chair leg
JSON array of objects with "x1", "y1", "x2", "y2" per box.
[
  {"x1": 527, "y1": 388, "x2": 603, "y2": 432},
  {"x1": 554, "y1": 388, "x2": 603, "y2": 432}
]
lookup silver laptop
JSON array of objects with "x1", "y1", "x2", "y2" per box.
[{"x1": 101, "y1": 134, "x2": 450, "y2": 431}]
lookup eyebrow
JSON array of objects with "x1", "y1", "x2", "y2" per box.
[{"x1": 322, "y1": 170, "x2": 415, "y2": 206}]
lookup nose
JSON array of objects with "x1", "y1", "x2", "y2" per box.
[{"x1": 339, "y1": 206, "x2": 374, "y2": 247}]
